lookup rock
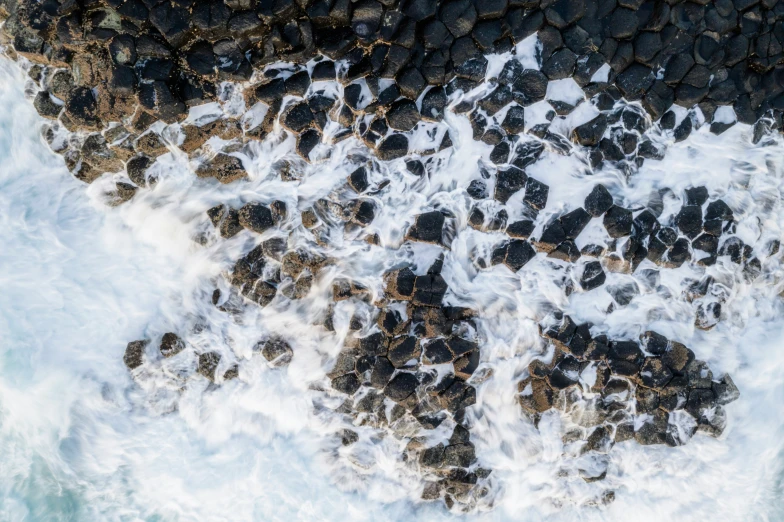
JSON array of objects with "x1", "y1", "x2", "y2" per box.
[
  {"x1": 542, "y1": 48, "x2": 577, "y2": 80},
  {"x1": 197, "y1": 352, "x2": 221, "y2": 381},
  {"x1": 603, "y1": 205, "x2": 633, "y2": 238},
  {"x1": 238, "y1": 203, "x2": 274, "y2": 234},
  {"x1": 584, "y1": 184, "x2": 613, "y2": 217},
  {"x1": 196, "y1": 154, "x2": 247, "y2": 184},
  {"x1": 386, "y1": 99, "x2": 420, "y2": 131},
  {"x1": 160, "y1": 332, "x2": 185, "y2": 358},
  {"x1": 580, "y1": 260, "x2": 606, "y2": 290},
  {"x1": 676, "y1": 205, "x2": 703, "y2": 239},
  {"x1": 572, "y1": 114, "x2": 608, "y2": 146},
  {"x1": 281, "y1": 102, "x2": 314, "y2": 132},
  {"x1": 641, "y1": 331, "x2": 669, "y2": 356},
  {"x1": 662, "y1": 341, "x2": 695, "y2": 373},
  {"x1": 615, "y1": 63, "x2": 654, "y2": 100},
  {"x1": 332, "y1": 373, "x2": 361, "y2": 395},
  {"x1": 640, "y1": 357, "x2": 673, "y2": 390},
  {"x1": 406, "y1": 211, "x2": 445, "y2": 244},
  {"x1": 33, "y1": 91, "x2": 61, "y2": 119},
  {"x1": 492, "y1": 239, "x2": 536, "y2": 271},
  {"x1": 560, "y1": 208, "x2": 592, "y2": 239},
  {"x1": 124, "y1": 340, "x2": 148, "y2": 370},
  {"x1": 635, "y1": 410, "x2": 668, "y2": 445},
  {"x1": 413, "y1": 274, "x2": 448, "y2": 307},
  {"x1": 712, "y1": 374, "x2": 740, "y2": 405},
  {"x1": 705, "y1": 199, "x2": 733, "y2": 221},
  {"x1": 376, "y1": 134, "x2": 409, "y2": 160},
  {"x1": 261, "y1": 338, "x2": 294, "y2": 366},
  {"x1": 523, "y1": 177, "x2": 549, "y2": 210},
  {"x1": 548, "y1": 241, "x2": 581, "y2": 263},
  {"x1": 494, "y1": 166, "x2": 527, "y2": 204},
  {"x1": 348, "y1": 167, "x2": 369, "y2": 193},
  {"x1": 507, "y1": 220, "x2": 535, "y2": 239},
  {"x1": 512, "y1": 69, "x2": 549, "y2": 106},
  {"x1": 420, "y1": 87, "x2": 447, "y2": 121},
  {"x1": 467, "y1": 180, "x2": 488, "y2": 199},
  {"x1": 384, "y1": 372, "x2": 419, "y2": 402}
]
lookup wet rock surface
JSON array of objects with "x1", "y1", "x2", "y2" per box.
[
  {"x1": 1, "y1": 0, "x2": 770, "y2": 511},
  {"x1": 518, "y1": 312, "x2": 739, "y2": 461}
]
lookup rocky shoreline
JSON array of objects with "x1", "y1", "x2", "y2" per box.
[{"x1": 0, "y1": 0, "x2": 770, "y2": 510}]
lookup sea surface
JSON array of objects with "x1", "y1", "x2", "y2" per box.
[{"x1": 1, "y1": 52, "x2": 784, "y2": 521}]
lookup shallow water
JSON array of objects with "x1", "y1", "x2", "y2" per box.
[{"x1": 1, "y1": 50, "x2": 784, "y2": 521}]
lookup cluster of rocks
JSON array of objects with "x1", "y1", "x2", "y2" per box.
[
  {"x1": 517, "y1": 312, "x2": 739, "y2": 479},
  {"x1": 124, "y1": 330, "x2": 293, "y2": 379},
  {"x1": 7, "y1": 0, "x2": 784, "y2": 133},
  {"x1": 469, "y1": 172, "x2": 763, "y2": 328},
  {"x1": 3, "y1": 0, "x2": 763, "y2": 508},
  {"x1": 327, "y1": 258, "x2": 490, "y2": 507},
  {"x1": 6, "y1": 0, "x2": 784, "y2": 202}
]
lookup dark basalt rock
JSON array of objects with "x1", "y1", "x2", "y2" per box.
[
  {"x1": 124, "y1": 340, "x2": 148, "y2": 370},
  {"x1": 386, "y1": 99, "x2": 420, "y2": 131},
  {"x1": 196, "y1": 154, "x2": 247, "y2": 184},
  {"x1": 572, "y1": 114, "x2": 608, "y2": 146},
  {"x1": 580, "y1": 260, "x2": 606, "y2": 290},
  {"x1": 523, "y1": 177, "x2": 549, "y2": 210},
  {"x1": 376, "y1": 134, "x2": 409, "y2": 160},
  {"x1": 261, "y1": 338, "x2": 294, "y2": 367},
  {"x1": 406, "y1": 211, "x2": 445, "y2": 244},
  {"x1": 494, "y1": 166, "x2": 527, "y2": 204},
  {"x1": 239, "y1": 203, "x2": 274, "y2": 234},
  {"x1": 160, "y1": 332, "x2": 185, "y2": 358},
  {"x1": 604, "y1": 205, "x2": 633, "y2": 238}
]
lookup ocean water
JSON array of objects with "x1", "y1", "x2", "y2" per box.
[{"x1": 1, "y1": 47, "x2": 783, "y2": 522}]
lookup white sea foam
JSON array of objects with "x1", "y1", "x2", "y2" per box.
[{"x1": 1, "y1": 45, "x2": 784, "y2": 522}]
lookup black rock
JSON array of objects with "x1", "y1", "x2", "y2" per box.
[
  {"x1": 676, "y1": 205, "x2": 703, "y2": 239},
  {"x1": 507, "y1": 219, "x2": 535, "y2": 239},
  {"x1": 501, "y1": 105, "x2": 525, "y2": 134},
  {"x1": 239, "y1": 203, "x2": 274, "y2": 234},
  {"x1": 673, "y1": 116, "x2": 692, "y2": 142},
  {"x1": 160, "y1": 332, "x2": 185, "y2": 358},
  {"x1": 421, "y1": 87, "x2": 447, "y2": 121},
  {"x1": 705, "y1": 199, "x2": 733, "y2": 221},
  {"x1": 511, "y1": 69, "x2": 548, "y2": 106},
  {"x1": 124, "y1": 340, "x2": 148, "y2": 370},
  {"x1": 615, "y1": 63, "x2": 654, "y2": 100},
  {"x1": 542, "y1": 48, "x2": 577, "y2": 80},
  {"x1": 348, "y1": 166, "x2": 369, "y2": 193},
  {"x1": 281, "y1": 102, "x2": 313, "y2": 132},
  {"x1": 406, "y1": 160, "x2": 426, "y2": 177},
  {"x1": 581, "y1": 261, "x2": 606, "y2": 290},
  {"x1": 603, "y1": 205, "x2": 633, "y2": 238},
  {"x1": 494, "y1": 166, "x2": 527, "y2": 204},
  {"x1": 413, "y1": 274, "x2": 448, "y2": 306},
  {"x1": 406, "y1": 211, "x2": 445, "y2": 243},
  {"x1": 560, "y1": 208, "x2": 592, "y2": 239},
  {"x1": 523, "y1": 177, "x2": 549, "y2": 210},
  {"x1": 386, "y1": 99, "x2": 420, "y2": 131},
  {"x1": 467, "y1": 179, "x2": 488, "y2": 199},
  {"x1": 311, "y1": 60, "x2": 337, "y2": 81},
  {"x1": 572, "y1": 114, "x2": 608, "y2": 146},
  {"x1": 376, "y1": 134, "x2": 409, "y2": 160},
  {"x1": 332, "y1": 373, "x2": 361, "y2": 395},
  {"x1": 685, "y1": 186, "x2": 709, "y2": 206},
  {"x1": 584, "y1": 184, "x2": 613, "y2": 217}
]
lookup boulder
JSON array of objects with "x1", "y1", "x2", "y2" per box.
[
  {"x1": 160, "y1": 332, "x2": 185, "y2": 358},
  {"x1": 196, "y1": 154, "x2": 247, "y2": 184},
  {"x1": 406, "y1": 211, "x2": 445, "y2": 244},
  {"x1": 238, "y1": 203, "x2": 274, "y2": 234}
]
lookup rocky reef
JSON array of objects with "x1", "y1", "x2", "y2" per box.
[{"x1": 2, "y1": 0, "x2": 772, "y2": 511}]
